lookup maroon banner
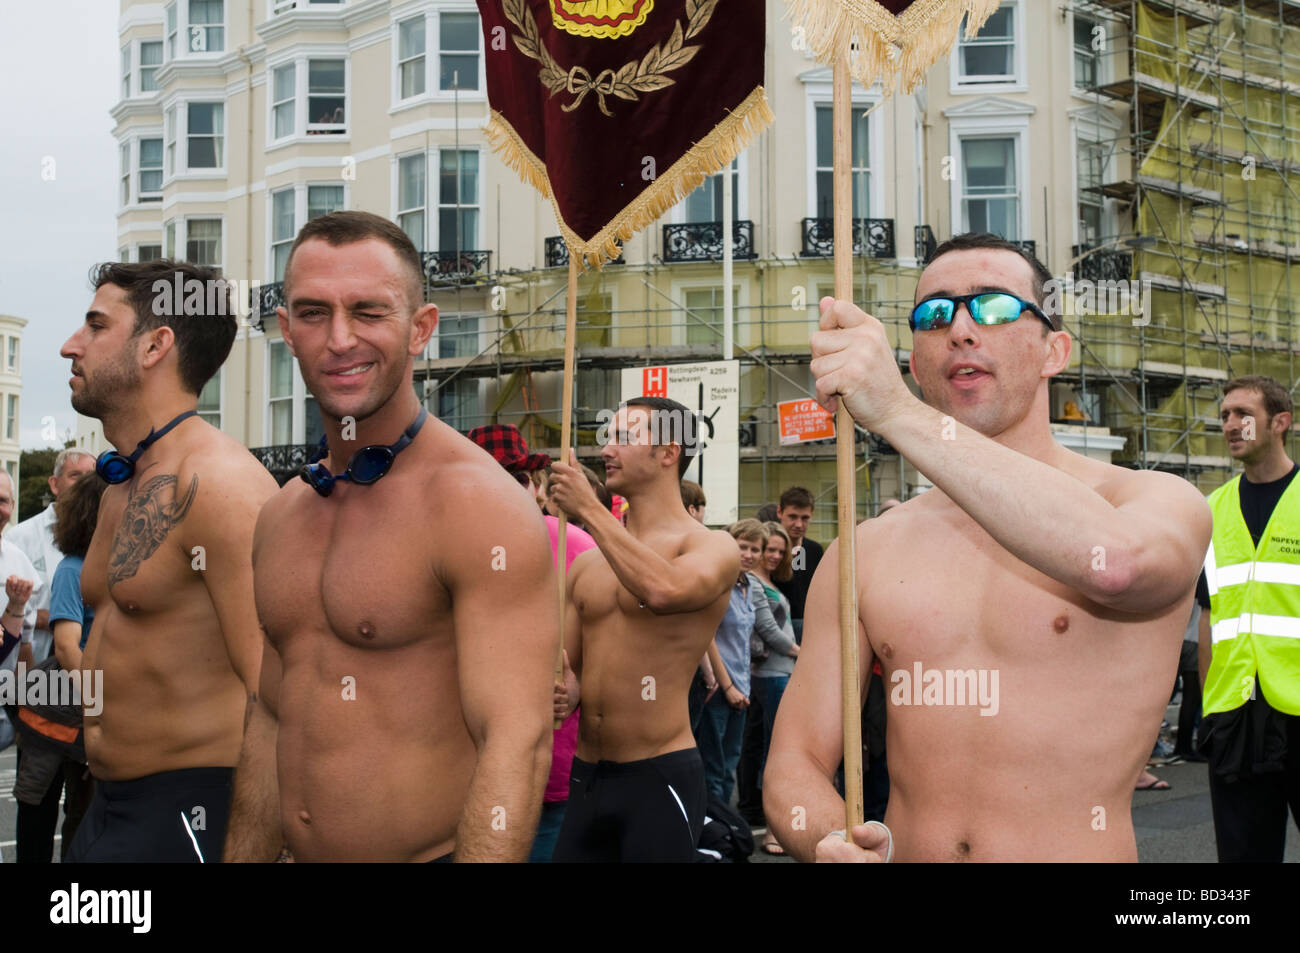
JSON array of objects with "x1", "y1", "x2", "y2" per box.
[{"x1": 479, "y1": 0, "x2": 771, "y2": 265}]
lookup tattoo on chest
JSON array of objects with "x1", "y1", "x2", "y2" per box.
[{"x1": 108, "y1": 473, "x2": 200, "y2": 588}]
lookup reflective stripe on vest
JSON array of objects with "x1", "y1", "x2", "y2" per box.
[{"x1": 1204, "y1": 473, "x2": 1300, "y2": 717}]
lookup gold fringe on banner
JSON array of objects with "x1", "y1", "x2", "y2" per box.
[
  {"x1": 485, "y1": 85, "x2": 774, "y2": 268},
  {"x1": 782, "y1": 0, "x2": 1003, "y2": 92}
]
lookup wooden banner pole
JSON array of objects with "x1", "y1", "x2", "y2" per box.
[{"x1": 833, "y1": 53, "x2": 865, "y2": 833}]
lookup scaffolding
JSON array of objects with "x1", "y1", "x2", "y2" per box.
[{"x1": 1074, "y1": 0, "x2": 1300, "y2": 492}]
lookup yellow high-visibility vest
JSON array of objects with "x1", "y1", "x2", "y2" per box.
[{"x1": 1203, "y1": 474, "x2": 1300, "y2": 717}]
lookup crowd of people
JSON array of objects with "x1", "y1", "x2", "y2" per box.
[{"x1": 0, "y1": 214, "x2": 1296, "y2": 864}]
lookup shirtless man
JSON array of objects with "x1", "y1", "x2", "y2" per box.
[
  {"x1": 547, "y1": 397, "x2": 739, "y2": 862},
  {"x1": 766, "y1": 232, "x2": 1211, "y2": 862},
  {"x1": 223, "y1": 211, "x2": 555, "y2": 862},
  {"x1": 60, "y1": 260, "x2": 278, "y2": 861}
]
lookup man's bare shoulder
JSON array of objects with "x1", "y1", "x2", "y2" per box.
[
  {"x1": 179, "y1": 424, "x2": 280, "y2": 504},
  {"x1": 1069, "y1": 451, "x2": 1208, "y2": 511}
]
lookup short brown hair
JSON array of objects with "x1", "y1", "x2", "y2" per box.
[
  {"x1": 763, "y1": 521, "x2": 794, "y2": 583},
  {"x1": 1224, "y1": 375, "x2": 1293, "y2": 420},
  {"x1": 680, "y1": 480, "x2": 706, "y2": 510},
  {"x1": 53, "y1": 472, "x2": 108, "y2": 559},
  {"x1": 925, "y1": 232, "x2": 1061, "y2": 332},
  {"x1": 283, "y1": 211, "x2": 425, "y2": 309},
  {"x1": 89, "y1": 259, "x2": 236, "y2": 395},
  {"x1": 778, "y1": 486, "x2": 814, "y2": 511},
  {"x1": 729, "y1": 518, "x2": 767, "y2": 546}
]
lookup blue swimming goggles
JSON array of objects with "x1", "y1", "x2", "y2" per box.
[
  {"x1": 299, "y1": 407, "x2": 428, "y2": 498},
  {"x1": 96, "y1": 410, "x2": 198, "y2": 484}
]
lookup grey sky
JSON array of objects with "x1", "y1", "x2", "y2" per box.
[{"x1": 0, "y1": 1, "x2": 117, "y2": 449}]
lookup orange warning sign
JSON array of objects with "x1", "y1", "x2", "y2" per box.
[{"x1": 777, "y1": 399, "x2": 835, "y2": 445}]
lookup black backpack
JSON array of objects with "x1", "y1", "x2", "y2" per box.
[{"x1": 695, "y1": 795, "x2": 755, "y2": 862}]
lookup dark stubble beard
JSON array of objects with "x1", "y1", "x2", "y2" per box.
[{"x1": 70, "y1": 344, "x2": 141, "y2": 421}]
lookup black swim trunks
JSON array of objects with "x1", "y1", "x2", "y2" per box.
[
  {"x1": 65, "y1": 766, "x2": 234, "y2": 863},
  {"x1": 552, "y1": 747, "x2": 706, "y2": 863}
]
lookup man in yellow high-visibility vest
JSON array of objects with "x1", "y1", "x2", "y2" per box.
[{"x1": 1197, "y1": 374, "x2": 1300, "y2": 863}]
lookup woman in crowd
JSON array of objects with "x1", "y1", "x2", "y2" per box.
[{"x1": 750, "y1": 521, "x2": 799, "y2": 854}]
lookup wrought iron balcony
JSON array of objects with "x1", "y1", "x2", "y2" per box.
[
  {"x1": 1013, "y1": 240, "x2": 1037, "y2": 260},
  {"x1": 800, "y1": 218, "x2": 895, "y2": 259},
  {"x1": 1071, "y1": 243, "x2": 1134, "y2": 283},
  {"x1": 248, "y1": 281, "x2": 286, "y2": 332},
  {"x1": 249, "y1": 443, "x2": 320, "y2": 486},
  {"x1": 662, "y1": 221, "x2": 757, "y2": 263},
  {"x1": 915, "y1": 225, "x2": 938, "y2": 263},
  {"x1": 421, "y1": 250, "x2": 492, "y2": 289},
  {"x1": 545, "y1": 236, "x2": 624, "y2": 268}
]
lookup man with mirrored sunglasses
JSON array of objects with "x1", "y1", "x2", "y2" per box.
[
  {"x1": 767, "y1": 232, "x2": 1211, "y2": 862},
  {"x1": 224, "y1": 212, "x2": 556, "y2": 862}
]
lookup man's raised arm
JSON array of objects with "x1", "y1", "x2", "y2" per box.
[
  {"x1": 450, "y1": 483, "x2": 557, "y2": 861},
  {"x1": 549, "y1": 453, "x2": 738, "y2": 614},
  {"x1": 810, "y1": 299, "x2": 1211, "y2": 614}
]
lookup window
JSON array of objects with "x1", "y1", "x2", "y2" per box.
[
  {"x1": 120, "y1": 142, "x2": 131, "y2": 205},
  {"x1": 1077, "y1": 140, "x2": 1105, "y2": 245},
  {"x1": 140, "y1": 42, "x2": 163, "y2": 92},
  {"x1": 139, "y1": 138, "x2": 163, "y2": 199},
  {"x1": 165, "y1": 3, "x2": 178, "y2": 59},
  {"x1": 121, "y1": 47, "x2": 131, "y2": 99},
  {"x1": 398, "y1": 153, "x2": 426, "y2": 250},
  {"x1": 1074, "y1": 15, "x2": 1101, "y2": 89},
  {"x1": 165, "y1": 221, "x2": 177, "y2": 258},
  {"x1": 185, "y1": 219, "x2": 222, "y2": 267},
  {"x1": 269, "y1": 340, "x2": 294, "y2": 444},
  {"x1": 271, "y1": 188, "x2": 296, "y2": 281},
  {"x1": 439, "y1": 13, "x2": 480, "y2": 91},
  {"x1": 960, "y1": 137, "x2": 1018, "y2": 238},
  {"x1": 684, "y1": 159, "x2": 738, "y2": 223},
  {"x1": 438, "y1": 150, "x2": 479, "y2": 252},
  {"x1": 307, "y1": 59, "x2": 345, "y2": 134},
  {"x1": 165, "y1": 107, "x2": 177, "y2": 176},
  {"x1": 815, "y1": 102, "x2": 870, "y2": 218},
  {"x1": 683, "y1": 287, "x2": 725, "y2": 349},
  {"x1": 198, "y1": 373, "x2": 221, "y2": 428},
  {"x1": 398, "y1": 16, "x2": 426, "y2": 99},
  {"x1": 187, "y1": 103, "x2": 224, "y2": 169},
  {"x1": 138, "y1": 244, "x2": 162, "y2": 262},
  {"x1": 272, "y1": 65, "x2": 295, "y2": 139},
  {"x1": 956, "y1": 4, "x2": 1016, "y2": 85},
  {"x1": 7, "y1": 338, "x2": 18, "y2": 373},
  {"x1": 6, "y1": 395, "x2": 16, "y2": 441},
  {"x1": 438, "y1": 314, "x2": 478, "y2": 359},
  {"x1": 307, "y1": 185, "x2": 343, "y2": 220},
  {"x1": 437, "y1": 316, "x2": 480, "y2": 431},
  {"x1": 188, "y1": 0, "x2": 224, "y2": 53}
]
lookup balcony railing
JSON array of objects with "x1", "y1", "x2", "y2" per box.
[
  {"x1": 800, "y1": 218, "x2": 895, "y2": 259},
  {"x1": 1013, "y1": 240, "x2": 1038, "y2": 260},
  {"x1": 248, "y1": 281, "x2": 286, "y2": 332},
  {"x1": 249, "y1": 443, "x2": 320, "y2": 486},
  {"x1": 422, "y1": 250, "x2": 492, "y2": 289},
  {"x1": 545, "y1": 236, "x2": 625, "y2": 268},
  {"x1": 915, "y1": 225, "x2": 938, "y2": 263},
  {"x1": 1071, "y1": 243, "x2": 1134, "y2": 283},
  {"x1": 662, "y1": 221, "x2": 757, "y2": 263}
]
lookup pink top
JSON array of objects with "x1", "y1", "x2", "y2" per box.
[{"x1": 545, "y1": 516, "x2": 597, "y2": 802}]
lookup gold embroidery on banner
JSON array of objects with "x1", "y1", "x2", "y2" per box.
[
  {"x1": 505, "y1": 0, "x2": 718, "y2": 116},
  {"x1": 550, "y1": 0, "x2": 654, "y2": 39}
]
